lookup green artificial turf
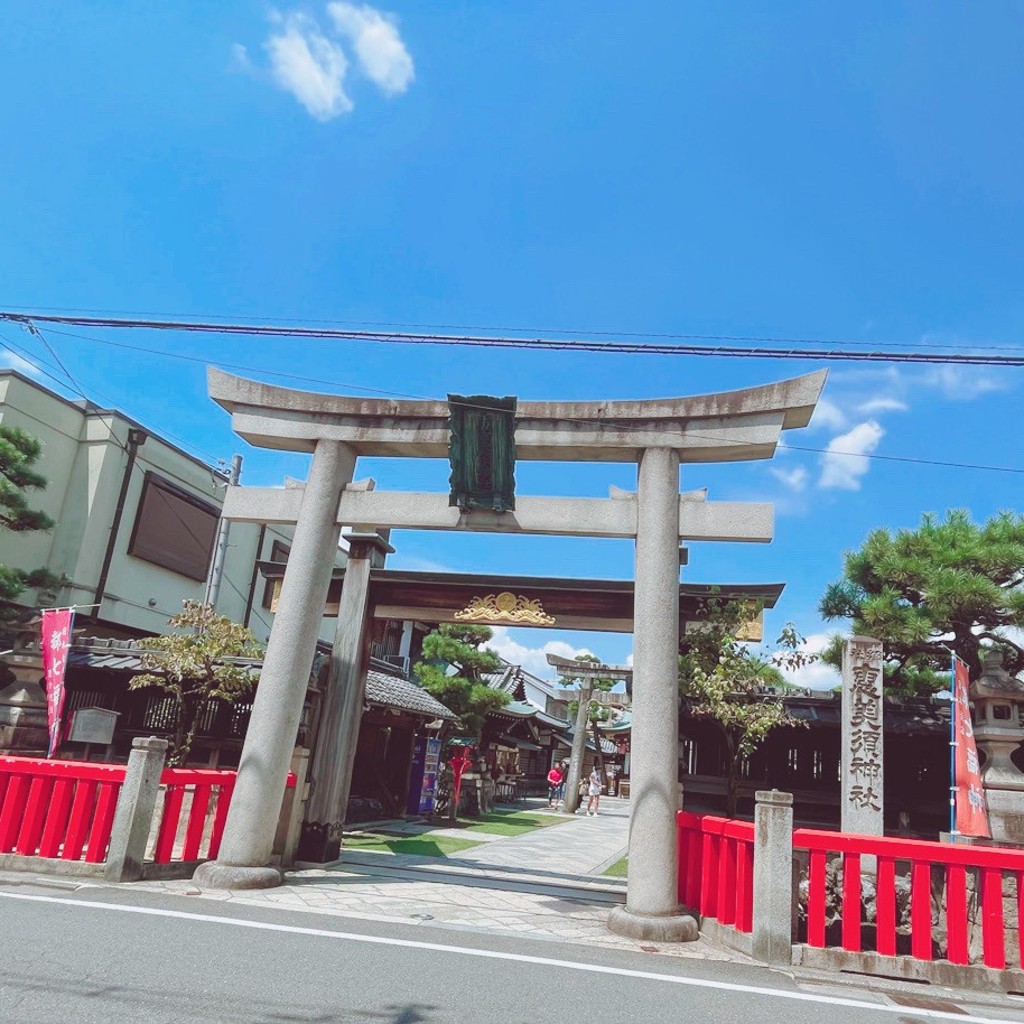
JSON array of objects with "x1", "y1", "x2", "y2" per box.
[
  {"x1": 343, "y1": 834, "x2": 483, "y2": 857},
  {"x1": 602, "y1": 856, "x2": 628, "y2": 877},
  {"x1": 459, "y1": 809, "x2": 571, "y2": 836}
]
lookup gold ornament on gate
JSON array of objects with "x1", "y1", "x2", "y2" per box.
[{"x1": 454, "y1": 592, "x2": 556, "y2": 626}]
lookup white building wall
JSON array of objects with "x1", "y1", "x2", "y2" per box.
[{"x1": 0, "y1": 371, "x2": 346, "y2": 644}]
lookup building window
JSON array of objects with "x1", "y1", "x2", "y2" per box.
[
  {"x1": 261, "y1": 538, "x2": 340, "y2": 616},
  {"x1": 262, "y1": 540, "x2": 290, "y2": 610},
  {"x1": 128, "y1": 473, "x2": 219, "y2": 581}
]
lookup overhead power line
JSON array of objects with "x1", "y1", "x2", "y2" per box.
[
  {"x1": 13, "y1": 321, "x2": 1022, "y2": 479},
  {"x1": 0, "y1": 334, "x2": 224, "y2": 467},
  {"x1": 3, "y1": 303, "x2": 1023, "y2": 354},
  {"x1": 3, "y1": 311, "x2": 1024, "y2": 366}
]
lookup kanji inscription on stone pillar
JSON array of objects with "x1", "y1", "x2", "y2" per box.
[{"x1": 841, "y1": 636, "x2": 884, "y2": 836}]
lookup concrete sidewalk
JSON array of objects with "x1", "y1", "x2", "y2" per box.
[{"x1": 120, "y1": 796, "x2": 736, "y2": 961}]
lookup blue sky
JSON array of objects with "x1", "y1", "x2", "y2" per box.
[{"x1": 1, "y1": 2, "x2": 1022, "y2": 684}]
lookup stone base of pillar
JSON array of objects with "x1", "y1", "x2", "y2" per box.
[
  {"x1": 296, "y1": 821, "x2": 342, "y2": 863},
  {"x1": 607, "y1": 905, "x2": 699, "y2": 943},
  {"x1": 193, "y1": 861, "x2": 283, "y2": 890}
]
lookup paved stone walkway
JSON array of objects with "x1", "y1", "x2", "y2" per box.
[
  {"x1": 123, "y1": 797, "x2": 736, "y2": 961},
  {"x1": 349, "y1": 796, "x2": 630, "y2": 882}
]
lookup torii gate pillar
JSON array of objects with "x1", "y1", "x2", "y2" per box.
[
  {"x1": 195, "y1": 440, "x2": 355, "y2": 889},
  {"x1": 609, "y1": 448, "x2": 698, "y2": 941}
]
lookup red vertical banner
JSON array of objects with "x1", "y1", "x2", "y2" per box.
[
  {"x1": 41, "y1": 608, "x2": 74, "y2": 758},
  {"x1": 952, "y1": 655, "x2": 991, "y2": 838},
  {"x1": 450, "y1": 749, "x2": 472, "y2": 814}
]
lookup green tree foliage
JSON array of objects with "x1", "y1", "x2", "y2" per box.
[
  {"x1": 0, "y1": 425, "x2": 63, "y2": 618},
  {"x1": 679, "y1": 596, "x2": 815, "y2": 817},
  {"x1": 414, "y1": 623, "x2": 509, "y2": 739},
  {"x1": 819, "y1": 509, "x2": 1024, "y2": 691},
  {"x1": 130, "y1": 601, "x2": 262, "y2": 766}
]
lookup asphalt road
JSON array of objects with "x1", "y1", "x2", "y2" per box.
[{"x1": 2, "y1": 878, "x2": 1024, "y2": 1024}]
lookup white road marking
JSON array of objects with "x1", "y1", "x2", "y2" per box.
[{"x1": 0, "y1": 889, "x2": 1015, "y2": 1024}]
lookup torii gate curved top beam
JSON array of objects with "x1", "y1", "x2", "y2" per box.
[{"x1": 208, "y1": 368, "x2": 827, "y2": 462}]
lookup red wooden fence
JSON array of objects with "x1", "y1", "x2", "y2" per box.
[
  {"x1": 678, "y1": 808, "x2": 1024, "y2": 971},
  {"x1": 0, "y1": 757, "x2": 127, "y2": 863},
  {"x1": 0, "y1": 755, "x2": 268, "y2": 866},
  {"x1": 152, "y1": 767, "x2": 239, "y2": 863},
  {"x1": 794, "y1": 827, "x2": 1024, "y2": 971},
  {"x1": 677, "y1": 811, "x2": 755, "y2": 933}
]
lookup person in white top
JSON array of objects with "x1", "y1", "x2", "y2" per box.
[{"x1": 586, "y1": 766, "x2": 602, "y2": 816}]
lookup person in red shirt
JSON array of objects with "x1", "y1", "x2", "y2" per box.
[{"x1": 546, "y1": 764, "x2": 563, "y2": 808}]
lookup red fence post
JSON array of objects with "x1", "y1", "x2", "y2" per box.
[
  {"x1": 806, "y1": 848, "x2": 828, "y2": 948},
  {"x1": 208, "y1": 775, "x2": 235, "y2": 860},
  {"x1": 0, "y1": 774, "x2": 29, "y2": 852},
  {"x1": 16, "y1": 776, "x2": 52, "y2": 855},
  {"x1": 910, "y1": 859, "x2": 933, "y2": 961},
  {"x1": 841, "y1": 852, "x2": 862, "y2": 952},
  {"x1": 719, "y1": 835, "x2": 737, "y2": 927},
  {"x1": 945, "y1": 864, "x2": 969, "y2": 965},
  {"x1": 85, "y1": 782, "x2": 121, "y2": 863},
  {"x1": 735, "y1": 837, "x2": 754, "y2": 933},
  {"x1": 700, "y1": 821, "x2": 721, "y2": 919},
  {"x1": 981, "y1": 867, "x2": 1007, "y2": 970},
  {"x1": 875, "y1": 856, "x2": 897, "y2": 957},
  {"x1": 38, "y1": 778, "x2": 75, "y2": 859}
]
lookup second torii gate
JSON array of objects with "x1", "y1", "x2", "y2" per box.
[
  {"x1": 546, "y1": 651, "x2": 633, "y2": 815},
  {"x1": 193, "y1": 366, "x2": 826, "y2": 943}
]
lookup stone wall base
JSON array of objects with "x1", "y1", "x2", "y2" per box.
[
  {"x1": 793, "y1": 944, "x2": 1024, "y2": 995},
  {"x1": 0, "y1": 852, "x2": 200, "y2": 882},
  {"x1": 698, "y1": 917, "x2": 754, "y2": 957}
]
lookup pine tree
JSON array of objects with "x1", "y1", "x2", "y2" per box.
[
  {"x1": 413, "y1": 623, "x2": 509, "y2": 739},
  {"x1": 819, "y1": 509, "x2": 1024, "y2": 690},
  {"x1": 0, "y1": 424, "x2": 62, "y2": 618}
]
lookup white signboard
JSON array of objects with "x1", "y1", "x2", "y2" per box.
[{"x1": 68, "y1": 707, "x2": 120, "y2": 745}]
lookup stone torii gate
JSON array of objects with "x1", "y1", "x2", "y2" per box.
[
  {"x1": 194, "y1": 367, "x2": 826, "y2": 942},
  {"x1": 546, "y1": 651, "x2": 633, "y2": 815}
]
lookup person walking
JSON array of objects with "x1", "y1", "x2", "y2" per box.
[
  {"x1": 556, "y1": 760, "x2": 568, "y2": 806},
  {"x1": 586, "y1": 765, "x2": 602, "y2": 816},
  {"x1": 546, "y1": 764, "x2": 563, "y2": 809}
]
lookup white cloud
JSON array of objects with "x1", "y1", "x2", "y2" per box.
[
  {"x1": 247, "y1": 5, "x2": 413, "y2": 120},
  {"x1": 857, "y1": 397, "x2": 907, "y2": 415},
  {"x1": 775, "y1": 633, "x2": 841, "y2": 691},
  {"x1": 264, "y1": 11, "x2": 352, "y2": 121},
  {"x1": 328, "y1": 2, "x2": 414, "y2": 95},
  {"x1": 486, "y1": 626, "x2": 595, "y2": 680},
  {"x1": 770, "y1": 465, "x2": 808, "y2": 492},
  {"x1": 387, "y1": 554, "x2": 456, "y2": 574},
  {"x1": 230, "y1": 43, "x2": 253, "y2": 73},
  {"x1": 807, "y1": 397, "x2": 848, "y2": 433},
  {"x1": 923, "y1": 366, "x2": 1010, "y2": 401},
  {"x1": 818, "y1": 420, "x2": 884, "y2": 490},
  {"x1": 0, "y1": 350, "x2": 42, "y2": 377}
]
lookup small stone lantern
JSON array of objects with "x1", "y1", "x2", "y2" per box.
[
  {"x1": 969, "y1": 648, "x2": 1024, "y2": 845},
  {"x1": 0, "y1": 614, "x2": 47, "y2": 754}
]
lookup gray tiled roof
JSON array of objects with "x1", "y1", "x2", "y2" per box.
[
  {"x1": 68, "y1": 639, "x2": 457, "y2": 722},
  {"x1": 364, "y1": 670, "x2": 458, "y2": 721},
  {"x1": 68, "y1": 648, "x2": 146, "y2": 673}
]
